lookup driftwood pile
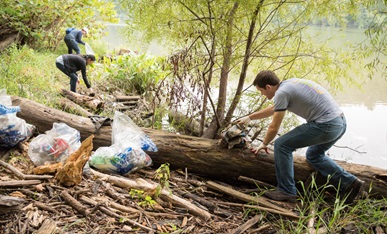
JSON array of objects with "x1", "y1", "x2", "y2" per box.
[
  {"x1": 1, "y1": 91, "x2": 301, "y2": 233},
  {"x1": 0, "y1": 141, "x2": 299, "y2": 234}
]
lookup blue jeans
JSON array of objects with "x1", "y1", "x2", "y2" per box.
[
  {"x1": 56, "y1": 62, "x2": 78, "y2": 92},
  {"x1": 273, "y1": 114, "x2": 356, "y2": 195},
  {"x1": 64, "y1": 38, "x2": 81, "y2": 54}
]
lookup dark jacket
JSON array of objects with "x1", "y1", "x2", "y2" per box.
[
  {"x1": 64, "y1": 29, "x2": 86, "y2": 45},
  {"x1": 62, "y1": 54, "x2": 91, "y2": 88}
]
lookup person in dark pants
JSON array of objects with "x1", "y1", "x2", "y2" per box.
[
  {"x1": 64, "y1": 28, "x2": 88, "y2": 54},
  {"x1": 235, "y1": 70, "x2": 364, "y2": 203},
  {"x1": 55, "y1": 54, "x2": 95, "y2": 93}
]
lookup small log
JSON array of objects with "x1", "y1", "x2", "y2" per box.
[
  {"x1": 115, "y1": 95, "x2": 140, "y2": 102},
  {"x1": 0, "y1": 159, "x2": 53, "y2": 180},
  {"x1": 178, "y1": 190, "x2": 217, "y2": 211},
  {"x1": 60, "y1": 190, "x2": 89, "y2": 216},
  {"x1": 117, "y1": 106, "x2": 136, "y2": 111},
  {"x1": 34, "y1": 201, "x2": 59, "y2": 213},
  {"x1": 0, "y1": 180, "x2": 42, "y2": 187},
  {"x1": 206, "y1": 181, "x2": 299, "y2": 219},
  {"x1": 61, "y1": 89, "x2": 104, "y2": 110},
  {"x1": 229, "y1": 214, "x2": 263, "y2": 234},
  {"x1": 0, "y1": 195, "x2": 25, "y2": 206},
  {"x1": 59, "y1": 98, "x2": 94, "y2": 117},
  {"x1": 121, "y1": 101, "x2": 138, "y2": 106}
]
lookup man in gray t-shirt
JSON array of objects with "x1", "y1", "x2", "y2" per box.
[{"x1": 235, "y1": 70, "x2": 363, "y2": 203}]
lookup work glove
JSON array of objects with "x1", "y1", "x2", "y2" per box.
[
  {"x1": 235, "y1": 116, "x2": 251, "y2": 125},
  {"x1": 251, "y1": 142, "x2": 269, "y2": 154}
]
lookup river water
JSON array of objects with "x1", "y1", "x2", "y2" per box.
[{"x1": 103, "y1": 24, "x2": 387, "y2": 170}]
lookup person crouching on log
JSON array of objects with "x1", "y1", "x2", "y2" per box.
[
  {"x1": 55, "y1": 54, "x2": 95, "y2": 93},
  {"x1": 235, "y1": 70, "x2": 364, "y2": 204}
]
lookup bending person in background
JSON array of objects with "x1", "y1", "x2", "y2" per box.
[
  {"x1": 235, "y1": 70, "x2": 364, "y2": 204},
  {"x1": 55, "y1": 54, "x2": 95, "y2": 93},
  {"x1": 64, "y1": 28, "x2": 88, "y2": 54}
]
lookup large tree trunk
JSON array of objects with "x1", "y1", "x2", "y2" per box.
[{"x1": 11, "y1": 96, "x2": 387, "y2": 198}]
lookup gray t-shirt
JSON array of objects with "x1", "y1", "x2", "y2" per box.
[{"x1": 273, "y1": 78, "x2": 342, "y2": 122}]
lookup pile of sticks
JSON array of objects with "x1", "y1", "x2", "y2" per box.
[{"x1": 0, "y1": 146, "x2": 299, "y2": 233}]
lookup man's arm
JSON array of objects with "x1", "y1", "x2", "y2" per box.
[
  {"x1": 76, "y1": 31, "x2": 86, "y2": 45},
  {"x1": 249, "y1": 106, "x2": 275, "y2": 120},
  {"x1": 234, "y1": 105, "x2": 275, "y2": 125},
  {"x1": 262, "y1": 110, "x2": 285, "y2": 145}
]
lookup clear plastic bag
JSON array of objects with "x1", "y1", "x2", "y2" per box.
[
  {"x1": 89, "y1": 111, "x2": 157, "y2": 175},
  {"x1": 112, "y1": 111, "x2": 158, "y2": 152},
  {"x1": 28, "y1": 123, "x2": 81, "y2": 166},
  {"x1": 85, "y1": 43, "x2": 95, "y2": 55},
  {"x1": 89, "y1": 145, "x2": 152, "y2": 175},
  {"x1": 0, "y1": 89, "x2": 34, "y2": 148}
]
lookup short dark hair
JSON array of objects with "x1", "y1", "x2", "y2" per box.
[
  {"x1": 84, "y1": 54, "x2": 96, "y2": 62},
  {"x1": 253, "y1": 70, "x2": 280, "y2": 88}
]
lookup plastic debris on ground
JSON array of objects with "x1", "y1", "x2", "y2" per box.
[
  {"x1": 89, "y1": 111, "x2": 158, "y2": 175},
  {"x1": 28, "y1": 123, "x2": 81, "y2": 166},
  {"x1": 0, "y1": 89, "x2": 35, "y2": 148}
]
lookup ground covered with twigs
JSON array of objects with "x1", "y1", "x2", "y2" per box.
[{"x1": 0, "y1": 141, "x2": 301, "y2": 234}]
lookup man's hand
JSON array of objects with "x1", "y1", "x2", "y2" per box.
[
  {"x1": 235, "y1": 116, "x2": 251, "y2": 125},
  {"x1": 251, "y1": 142, "x2": 269, "y2": 155}
]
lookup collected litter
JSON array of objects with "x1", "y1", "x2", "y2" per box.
[
  {"x1": 89, "y1": 111, "x2": 158, "y2": 175},
  {"x1": 0, "y1": 89, "x2": 34, "y2": 148},
  {"x1": 28, "y1": 123, "x2": 81, "y2": 166},
  {"x1": 220, "y1": 123, "x2": 250, "y2": 149}
]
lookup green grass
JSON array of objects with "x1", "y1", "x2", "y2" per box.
[{"x1": 246, "y1": 174, "x2": 387, "y2": 233}]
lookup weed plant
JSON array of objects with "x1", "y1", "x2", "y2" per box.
[{"x1": 248, "y1": 174, "x2": 387, "y2": 233}]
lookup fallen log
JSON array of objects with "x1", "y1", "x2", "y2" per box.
[
  {"x1": 115, "y1": 95, "x2": 140, "y2": 102},
  {"x1": 11, "y1": 96, "x2": 387, "y2": 198},
  {"x1": 59, "y1": 98, "x2": 94, "y2": 117},
  {"x1": 61, "y1": 89, "x2": 104, "y2": 111}
]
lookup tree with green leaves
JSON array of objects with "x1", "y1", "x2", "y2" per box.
[
  {"x1": 0, "y1": 0, "x2": 118, "y2": 51},
  {"x1": 120, "y1": 0, "x2": 382, "y2": 138}
]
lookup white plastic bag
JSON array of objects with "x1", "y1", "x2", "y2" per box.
[
  {"x1": 85, "y1": 43, "x2": 95, "y2": 55},
  {"x1": 0, "y1": 89, "x2": 34, "y2": 148},
  {"x1": 28, "y1": 123, "x2": 81, "y2": 166}
]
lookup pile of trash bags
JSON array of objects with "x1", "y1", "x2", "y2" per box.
[
  {"x1": 0, "y1": 89, "x2": 34, "y2": 148},
  {"x1": 27, "y1": 111, "x2": 157, "y2": 176}
]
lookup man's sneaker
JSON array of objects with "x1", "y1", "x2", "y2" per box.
[
  {"x1": 264, "y1": 190, "x2": 297, "y2": 203},
  {"x1": 341, "y1": 179, "x2": 364, "y2": 204}
]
